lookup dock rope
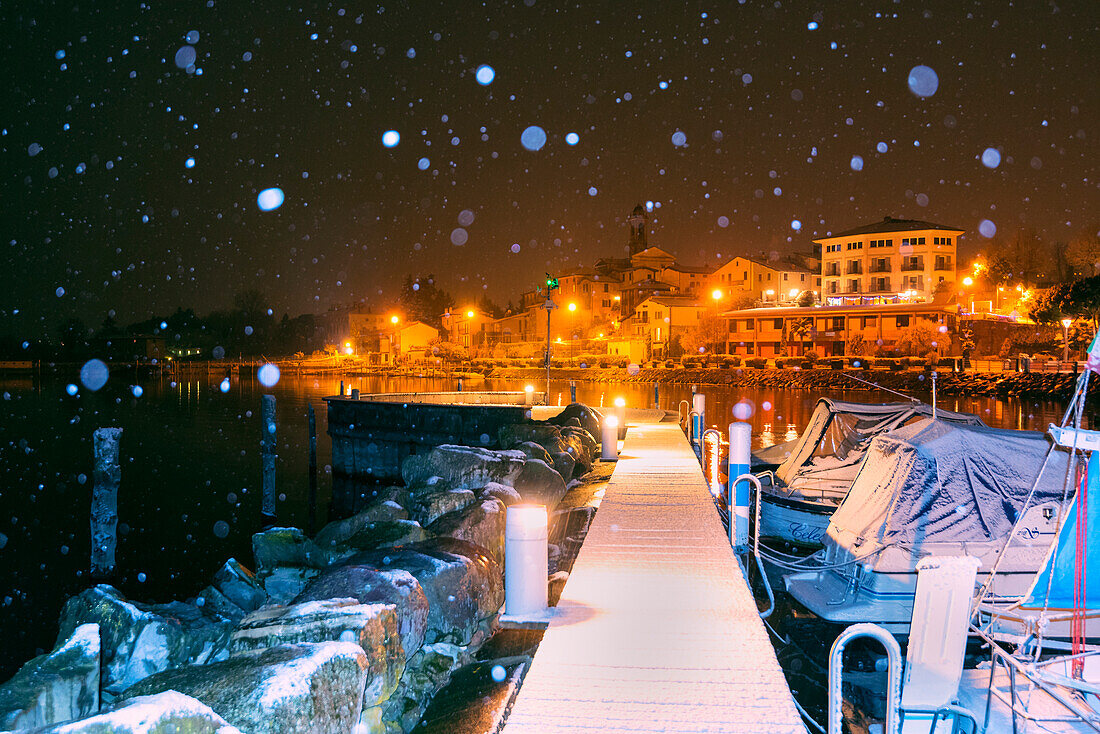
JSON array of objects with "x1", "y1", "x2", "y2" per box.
[{"x1": 839, "y1": 369, "x2": 921, "y2": 401}]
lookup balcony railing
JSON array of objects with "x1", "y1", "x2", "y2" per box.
[
  {"x1": 868, "y1": 282, "x2": 892, "y2": 293},
  {"x1": 869, "y1": 263, "x2": 891, "y2": 273},
  {"x1": 825, "y1": 266, "x2": 840, "y2": 277},
  {"x1": 846, "y1": 265, "x2": 863, "y2": 275},
  {"x1": 900, "y1": 262, "x2": 924, "y2": 272},
  {"x1": 933, "y1": 260, "x2": 953, "y2": 271}
]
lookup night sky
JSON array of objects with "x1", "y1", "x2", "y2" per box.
[{"x1": 3, "y1": 0, "x2": 1097, "y2": 332}]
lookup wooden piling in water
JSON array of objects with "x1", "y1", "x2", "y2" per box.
[
  {"x1": 261, "y1": 394, "x2": 277, "y2": 525},
  {"x1": 307, "y1": 403, "x2": 318, "y2": 535},
  {"x1": 91, "y1": 428, "x2": 122, "y2": 578}
]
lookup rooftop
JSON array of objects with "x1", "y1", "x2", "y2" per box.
[{"x1": 815, "y1": 216, "x2": 965, "y2": 240}]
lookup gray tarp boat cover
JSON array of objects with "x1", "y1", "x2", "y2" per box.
[
  {"x1": 826, "y1": 418, "x2": 1071, "y2": 572},
  {"x1": 772, "y1": 398, "x2": 984, "y2": 503}
]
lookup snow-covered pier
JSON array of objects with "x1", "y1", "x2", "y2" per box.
[{"x1": 503, "y1": 418, "x2": 806, "y2": 733}]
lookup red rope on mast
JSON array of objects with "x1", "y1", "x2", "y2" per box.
[{"x1": 1073, "y1": 459, "x2": 1088, "y2": 679}]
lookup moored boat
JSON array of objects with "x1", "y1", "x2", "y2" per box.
[
  {"x1": 757, "y1": 398, "x2": 983, "y2": 546},
  {"x1": 783, "y1": 417, "x2": 1070, "y2": 632}
]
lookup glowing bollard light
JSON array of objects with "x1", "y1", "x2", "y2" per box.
[
  {"x1": 601, "y1": 415, "x2": 620, "y2": 460},
  {"x1": 702, "y1": 428, "x2": 723, "y2": 497},
  {"x1": 504, "y1": 505, "x2": 548, "y2": 618},
  {"x1": 614, "y1": 396, "x2": 627, "y2": 439},
  {"x1": 728, "y1": 421, "x2": 753, "y2": 549},
  {"x1": 524, "y1": 384, "x2": 535, "y2": 406}
]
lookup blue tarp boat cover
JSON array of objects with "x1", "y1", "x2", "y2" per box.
[
  {"x1": 772, "y1": 398, "x2": 984, "y2": 502},
  {"x1": 826, "y1": 418, "x2": 1071, "y2": 572}
]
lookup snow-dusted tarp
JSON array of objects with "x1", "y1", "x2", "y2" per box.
[
  {"x1": 827, "y1": 418, "x2": 1071, "y2": 571},
  {"x1": 774, "y1": 398, "x2": 984, "y2": 502}
]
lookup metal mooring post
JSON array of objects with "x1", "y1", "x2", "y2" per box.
[
  {"x1": 727, "y1": 422, "x2": 752, "y2": 550},
  {"x1": 261, "y1": 394, "x2": 277, "y2": 525},
  {"x1": 569, "y1": 380, "x2": 577, "y2": 403},
  {"x1": 91, "y1": 427, "x2": 122, "y2": 578},
  {"x1": 307, "y1": 404, "x2": 318, "y2": 535}
]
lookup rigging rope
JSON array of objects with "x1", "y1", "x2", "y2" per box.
[
  {"x1": 1074, "y1": 460, "x2": 1088, "y2": 678},
  {"x1": 838, "y1": 370, "x2": 921, "y2": 401}
]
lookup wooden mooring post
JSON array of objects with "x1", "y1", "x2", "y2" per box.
[
  {"x1": 91, "y1": 428, "x2": 122, "y2": 578},
  {"x1": 261, "y1": 395, "x2": 277, "y2": 525},
  {"x1": 307, "y1": 403, "x2": 318, "y2": 535}
]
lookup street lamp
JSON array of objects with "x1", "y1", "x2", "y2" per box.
[
  {"x1": 1062, "y1": 317, "x2": 1073, "y2": 363},
  {"x1": 764, "y1": 289, "x2": 775, "y2": 304},
  {"x1": 711, "y1": 288, "x2": 723, "y2": 301},
  {"x1": 567, "y1": 302, "x2": 577, "y2": 344},
  {"x1": 344, "y1": 341, "x2": 354, "y2": 356}
]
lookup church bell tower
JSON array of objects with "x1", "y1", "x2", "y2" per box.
[{"x1": 628, "y1": 204, "x2": 648, "y2": 255}]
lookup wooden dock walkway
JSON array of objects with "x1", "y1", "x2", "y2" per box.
[{"x1": 502, "y1": 421, "x2": 806, "y2": 733}]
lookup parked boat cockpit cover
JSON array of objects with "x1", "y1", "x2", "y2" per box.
[
  {"x1": 773, "y1": 399, "x2": 984, "y2": 501},
  {"x1": 827, "y1": 418, "x2": 1071, "y2": 572}
]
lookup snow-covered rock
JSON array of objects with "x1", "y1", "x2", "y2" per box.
[
  {"x1": 427, "y1": 498, "x2": 507, "y2": 564},
  {"x1": 55, "y1": 586, "x2": 232, "y2": 694},
  {"x1": 293, "y1": 565, "x2": 429, "y2": 659},
  {"x1": 39, "y1": 690, "x2": 243, "y2": 733},
  {"x1": 120, "y1": 641, "x2": 368, "y2": 734},
  {"x1": 230, "y1": 599, "x2": 405, "y2": 708},
  {"x1": 512, "y1": 458, "x2": 568, "y2": 507},
  {"x1": 0, "y1": 623, "x2": 99, "y2": 730},
  {"x1": 211, "y1": 558, "x2": 265, "y2": 613},
  {"x1": 407, "y1": 487, "x2": 476, "y2": 526},
  {"x1": 401, "y1": 445, "x2": 525, "y2": 491},
  {"x1": 345, "y1": 539, "x2": 503, "y2": 647},
  {"x1": 382, "y1": 642, "x2": 471, "y2": 733}
]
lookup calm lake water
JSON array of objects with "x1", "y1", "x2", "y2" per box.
[{"x1": 0, "y1": 369, "x2": 1080, "y2": 677}]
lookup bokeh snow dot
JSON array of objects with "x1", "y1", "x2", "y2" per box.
[
  {"x1": 732, "y1": 400, "x2": 755, "y2": 421},
  {"x1": 185, "y1": 30, "x2": 200, "y2": 44},
  {"x1": 671, "y1": 131, "x2": 687, "y2": 147},
  {"x1": 762, "y1": 401, "x2": 773, "y2": 412},
  {"x1": 850, "y1": 155, "x2": 864, "y2": 171},
  {"x1": 417, "y1": 157, "x2": 430, "y2": 170},
  {"x1": 981, "y1": 148, "x2": 1002, "y2": 169},
  {"x1": 80, "y1": 359, "x2": 109, "y2": 392},
  {"x1": 791, "y1": 219, "x2": 802, "y2": 231},
  {"x1": 219, "y1": 378, "x2": 231, "y2": 393},
  {"x1": 174, "y1": 46, "x2": 197, "y2": 69},
  {"x1": 907, "y1": 65, "x2": 939, "y2": 97},
  {"x1": 55, "y1": 286, "x2": 65, "y2": 297},
  {"x1": 475, "y1": 65, "x2": 495, "y2": 85},
  {"x1": 257, "y1": 363, "x2": 280, "y2": 388},
  {"x1": 490, "y1": 665, "x2": 507, "y2": 683},
  {"x1": 451, "y1": 228, "x2": 469, "y2": 246},
  {"x1": 565, "y1": 132, "x2": 580, "y2": 145},
  {"x1": 876, "y1": 142, "x2": 888, "y2": 153},
  {"x1": 626, "y1": 363, "x2": 640, "y2": 376},
  {"x1": 185, "y1": 157, "x2": 195, "y2": 168},
  {"x1": 520, "y1": 126, "x2": 547, "y2": 151},
  {"x1": 510, "y1": 243, "x2": 521, "y2": 253},
  {"x1": 213, "y1": 521, "x2": 230, "y2": 538},
  {"x1": 381, "y1": 130, "x2": 400, "y2": 147},
  {"x1": 588, "y1": 186, "x2": 598, "y2": 196},
  {"x1": 717, "y1": 216, "x2": 730, "y2": 228},
  {"x1": 131, "y1": 385, "x2": 143, "y2": 398},
  {"x1": 257, "y1": 188, "x2": 285, "y2": 211},
  {"x1": 66, "y1": 384, "x2": 78, "y2": 396},
  {"x1": 979, "y1": 219, "x2": 997, "y2": 238},
  {"x1": 458, "y1": 209, "x2": 475, "y2": 226}
]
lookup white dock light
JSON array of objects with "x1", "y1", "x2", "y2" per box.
[
  {"x1": 524, "y1": 384, "x2": 535, "y2": 405},
  {"x1": 505, "y1": 505, "x2": 548, "y2": 617},
  {"x1": 613, "y1": 396, "x2": 627, "y2": 439},
  {"x1": 602, "y1": 415, "x2": 619, "y2": 460}
]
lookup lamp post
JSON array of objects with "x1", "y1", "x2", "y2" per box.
[
  {"x1": 389, "y1": 315, "x2": 400, "y2": 362},
  {"x1": 568, "y1": 302, "x2": 577, "y2": 351},
  {"x1": 1062, "y1": 317, "x2": 1073, "y2": 363}
]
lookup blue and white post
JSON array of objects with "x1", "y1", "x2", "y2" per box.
[
  {"x1": 569, "y1": 380, "x2": 577, "y2": 404},
  {"x1": 653, "y1": 382, "x2": 660, "y2": 409},
  {"x1": 728, "y1": 422, "x2": 753, "y2": 550},
  {"x1": 691, "y1": 392, "x2": 706, "y2": 456}
]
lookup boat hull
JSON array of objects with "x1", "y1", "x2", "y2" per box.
[{"x1": 758, "y1": 490, "x2": 835, "y2": 547}]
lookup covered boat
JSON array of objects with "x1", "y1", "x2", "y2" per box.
[
  {"x1": 757, "y1": 398, "x2": 983, "y2": 545},
  {"x1": 784, "y1": 417, "x2": 1070, "y2": 631}
]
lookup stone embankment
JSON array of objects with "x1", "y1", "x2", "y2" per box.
[
  {"x1": 492, "y1": 366, "x2": 1092, "y2": 400},
  {"x1": 0, "y1": 404, "x2": 604, "y2": 734}
]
